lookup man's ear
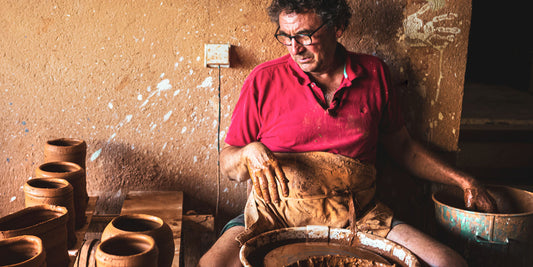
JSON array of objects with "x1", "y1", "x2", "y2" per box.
[{"x1": 335, "y1": 26, "x2": 345, "y2": 38}]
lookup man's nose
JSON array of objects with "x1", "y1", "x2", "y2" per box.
[{"x1": 288, "y1": 40, "x2": 305, "y2": 54}]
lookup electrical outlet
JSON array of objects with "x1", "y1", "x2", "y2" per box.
[{"x1": 205, "y1": 44, "x2": 230, "y2": 68}]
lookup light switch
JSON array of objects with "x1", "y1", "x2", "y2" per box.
[{"x1": 205, "y1": 44, "x2": 230, "y2": 68}]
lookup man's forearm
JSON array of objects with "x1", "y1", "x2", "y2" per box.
[
  {"x1": 383, "y1": 127, "x2": 476, "y2": 190},
  {"x1": 401, "y1": 140, "x2": 476, "y2": 190},
  {"x1": 220, "y1": 144, "x2": 251, "y2": 182}
]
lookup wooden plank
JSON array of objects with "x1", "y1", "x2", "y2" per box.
[
  {"x1": 121, "y1": 191, "x2": 183, "y2": 267},
  {"x1": 68, "y1": 196, "x2": 98, "y2": 267}
]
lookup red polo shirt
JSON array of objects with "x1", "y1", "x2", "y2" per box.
[{"x1": 225, "y1": 46, "x2": 404, "y2": 164}]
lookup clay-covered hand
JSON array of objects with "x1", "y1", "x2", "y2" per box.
[
  {"x1": 463, "y1": 184, "x2": 496, "y2": 213},
  {"x1": 242, "y1": 142, "x2": 289, "y2": 204}
]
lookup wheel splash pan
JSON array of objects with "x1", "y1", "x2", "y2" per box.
[{"x1": 240, "y1": 225, "x2": 421, "y2": 267}]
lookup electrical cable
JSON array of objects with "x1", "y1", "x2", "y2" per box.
[{"x1": 216, "y1": 64, "x2": 221, "y2": 218}]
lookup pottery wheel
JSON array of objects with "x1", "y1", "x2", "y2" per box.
[{"x1": 263, "y1": 242, "x2": 392, "y2": 267}]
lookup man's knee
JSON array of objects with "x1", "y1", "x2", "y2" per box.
[
  {"x1": 198, "y1": 226, "x2": 244, "y2": 267},
  {"x1": 387, "y1": 223, "x2": 466, "y2": 267}
]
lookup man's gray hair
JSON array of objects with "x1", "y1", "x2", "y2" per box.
[{"x1": 267, "y1": 0, "x2": 352, "y2": 30}]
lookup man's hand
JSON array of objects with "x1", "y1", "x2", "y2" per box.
[
  {"x1": 463, "y1": 184, "x2": 497, "y2": 213},
  {"x1": 242, "y1": 142, "x2": 289, "y2": 204}
]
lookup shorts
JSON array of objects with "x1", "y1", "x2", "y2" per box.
[
  {"x1": 220, "y1": 213, "x2": 406, "y2": 236},
  {"x1": 220, "y1": 213, "x2": 245, "y2": 236}
]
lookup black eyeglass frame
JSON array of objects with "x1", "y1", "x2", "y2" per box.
[{"x1": 274, "y1": 20, "x2": 329, "y2": 46}]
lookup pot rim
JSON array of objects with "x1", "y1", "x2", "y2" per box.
[
  {"x1": 45, "y1": 138, "x2": 86, "y2": 149},
  {"x1": 24, "y1": 178, "x2": 73, "y2": 195},
  {"x1": 240, "y1": 225, "x2": 421, "y2": 267},
  {"x1": 97, "y1": 233, "x2": 158, "y2": 259},
  {"x1": 0, "y1": 205, "x2": 68, "y2": 235},
  {"x1": 0, "y1": 235, "x2": 45, "y2": 265},
  {"x1": 36, "y1": 161, "x2": 83, "y2": 174},
  {"x1": 432, "y1": 185, "x2": 533, "y2": 217},
  {"x1": 107, "y1": 214, "x2": 165, "y2": 235}
]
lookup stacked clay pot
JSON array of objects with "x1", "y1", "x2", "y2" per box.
[
  {"x1": 0, "y1": 205, "x2": 69, "y2": 267},
  {"x1": 24, "y1": 178, "x2": 77, "y2": 248},
  {"x1": 0, "y1": 235, "x2": 46, "y2": 267},
  {"x1": 95, "y1": 233, "x2": 159, "y2": 267},
  {"x1": 44, "y1": 138, "x2": 87, "y2": 170},
  {"x1": 101, "y1": 214, "x2": 174, "y2": 267},
  {"x1": 35, "y1": 161, "x2": 88, "y2": 229}
]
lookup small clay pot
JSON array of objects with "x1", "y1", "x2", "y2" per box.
[
  {"x1": 24, "y1": 178, "x2": 77, "y2": 248},
  {"x1": 44, "y1": 138, "x2": 87, "y2": 169},
  {"x1": 102, "y1": 214, "x2": 174, "y2": 267},
  {"x1": 0, "y1": 235, "x2": 46, "y2": 267},
  {"x1": 35, "y1": 161, "x2": 88, "y2": 229},
  {"x1": 0, "y1": 205, "x2": 69, "y2": 267},
  {"x1": 95, "y1": 233, "x2": 159, "y2": 267}
]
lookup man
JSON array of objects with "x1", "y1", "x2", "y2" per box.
[{"x1": 199, "y1": 1, "x2": 495, "y2": 266}]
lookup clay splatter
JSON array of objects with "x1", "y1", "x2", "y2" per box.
[{"x1": 90, "y1": 148, "x2": 102, "y2": 161}]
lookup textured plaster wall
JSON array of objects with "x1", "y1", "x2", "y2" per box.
[{"x1": 0, "y1": 0, "x2": 471, "y2": 219}]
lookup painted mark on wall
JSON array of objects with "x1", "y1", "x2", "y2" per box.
[
  {"x1": 90, "y1": 148, "x2": 102, "y2": 161},
  {"x1": 403, "y1": 0, "x2": 461, "y2": 104},
  {"x1": 140, "y1": 79, "x2": 173, "y2": 108},
  {"x1": 197, "y1": 77, "x2": 213, "y2": 89},
  {"x1": 163, "y1": 110, "x2": 172, "y2": 122}
]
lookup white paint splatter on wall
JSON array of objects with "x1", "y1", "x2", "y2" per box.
[
  {"x1": 163, "y1": 110, "x2": 172, "y2": 122},
  {"x1": 197, "y1": 77, "x2": 213, "y2": 89},
  {"x1": 140, "y1": 79, "x2": 173, "y2": 108},
  {"x1": 90, "y1": 148, "x2": 102, "y2": 161}
]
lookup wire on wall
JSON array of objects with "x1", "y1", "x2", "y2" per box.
[{"x1": 216, "y1": 64, "x2": 222, "y2": 218}]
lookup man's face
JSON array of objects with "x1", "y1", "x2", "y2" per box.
[{"x1": 278, "y1": 11, "x2": 339, "y2": 74}]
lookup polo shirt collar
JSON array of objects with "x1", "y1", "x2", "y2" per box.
[{"x1": 287, "y1": 43, "x2": 365, "y2": 87}]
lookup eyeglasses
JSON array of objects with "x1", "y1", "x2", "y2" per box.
[{"x1": 274, "y1": 21, "x2": 329, "y2": 46}]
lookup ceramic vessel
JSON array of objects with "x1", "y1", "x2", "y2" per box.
[
  {"x1": 101, "y1": 213, "x2": 174, "y2": 267},
  {"x1": 0, "y1": 235, "x2": 46, "y2": 267},
  {"x1": 240, "y1": 225, "x2": 421, "y2": 267},
  {"x1": 433, "y1": 185, "x2": 533, "y2": 266},
  {"x1": 44, "y1": 138, "x2": 87, "y2": 169},
  {"x1": 24, "y1": 177, "x2": 77, "y2": 248},
  {"x1": 95, "y1": 233, "x2": 159, "y2": 267},
  {"x1": 0, "y1": 205, "x2": 69, "y2": 267},
  {"x1": 35, "y1": 161, "x2": 88, "y2": 229}
]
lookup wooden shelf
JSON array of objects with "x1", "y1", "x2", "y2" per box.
[{"x1": 461, "y1": 83, "x2": 533, "y2": 129}]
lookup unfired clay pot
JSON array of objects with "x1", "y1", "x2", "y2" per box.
[
  {"x1": 24, "y1": 178, "x2": 77, "y2": 248},
  {"x1": 44, "y1": 138, "x2": 87, "y2": 169},
  {"x1": 101, "y1": 214, "x2": 174, "y2": 267},
  {"x1": 0, "y1": 235, "x2": 46, "y2": 267},
  {"x1": 0, "y1": 205, "x2": 69, "y2": 267},
  {"x1": 35, "y1": 161, "x2": 88, "y2": 229},
  {"x1": 95, "y1": 233, "x2": 159, "y2": 267}
]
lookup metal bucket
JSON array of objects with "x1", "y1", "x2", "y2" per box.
[
  {"x1": 433, "y1": 185, "x2": 533, "y2": 267},
  {"x1": 240, "y1": 225, "x2": 421, "y2": 267}
]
